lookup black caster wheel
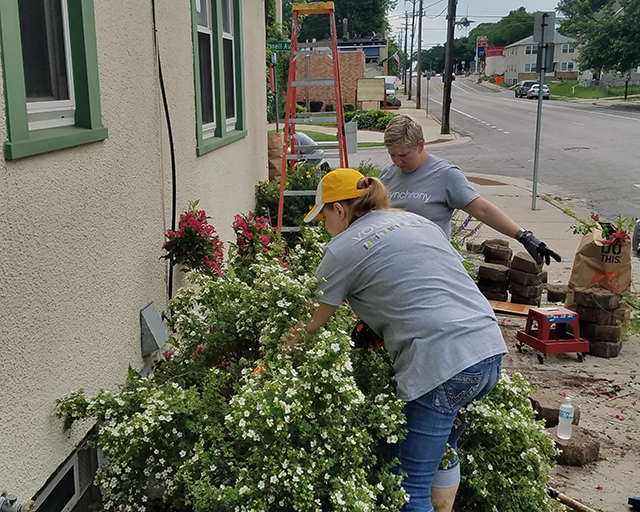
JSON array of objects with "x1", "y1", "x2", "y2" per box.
[
  {"x1": 577, "y1": 353, "x2": 586, "y2": 362},
  {"x1": 537, "y1": 354, "x2": 545, "y2": 364},
  {"x1": 516, "y1": 342, "x2": 523, "y2": 352}
]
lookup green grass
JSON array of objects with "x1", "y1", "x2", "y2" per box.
[{"x1": 548, "y1": 79, "x2": 640, "y2": 98}]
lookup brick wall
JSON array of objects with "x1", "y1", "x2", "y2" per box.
[
  {"x1": 556, "y1": 71, "x2": 578, "y2": 80},
  {"x1": 295, "y1": 51, "x2": 365, "y2": 106}
]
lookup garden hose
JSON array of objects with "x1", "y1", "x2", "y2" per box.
[{"x1": 547, "y1": 485, "x2": 599, "y2": 512}]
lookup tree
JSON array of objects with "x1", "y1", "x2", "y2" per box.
[
  {"x1": 564, "y1": 0, "x2": 640, "y2": 99},
  {"x1": 298, "y1": 0, "x2": 396, "y2": 41},
  {"x1": 467, "y1": 7, "x2": 535, "y2": 47},
  {"x1": 557, "y1": 0, "x2": 609, "y2": 34}
]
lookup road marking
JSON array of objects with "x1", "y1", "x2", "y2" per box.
[
  {"x1": 571, "y1": 121, "x2": 585, "y2": 126},
  {"x1": 429, "y1": 97, "x2": 509, "y2": 133},
  {"x1": 635, "y1": 184, "x2": 640, "y2": 188}
]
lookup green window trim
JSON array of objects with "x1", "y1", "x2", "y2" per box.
[
  {"x1": 0, "y1": 0, "x2": 107, "y2": 160},
  {"x1": 191, "y1": 0, "x2": 246, "y2": 156}
]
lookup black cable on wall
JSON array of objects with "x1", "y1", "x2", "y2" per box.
[{"x1": 151, "y1": 0, "x2": 178, "y2": 301}]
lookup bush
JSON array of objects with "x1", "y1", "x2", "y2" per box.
[
  {"x1": 56, "y1": 222, "x2": 407, "y2": 512},
  {"x1": 255, "y1": 162, "x2": 384, "y2": 234},
  {"x1": 455, "y1": 373, "x2": 563, "y2": 512},
  {"x1": 343, "y1": 102, "x2": 355, "y2": 112},
  {"x1": 385, "y1": 97, "x2": 402, "y2": 107},
  {"x1": 325, "y1": 103, "x2": 334, "y2": 112},
  {"x1": 344, "y1": 110, "x2": 399, "y2": 131}
]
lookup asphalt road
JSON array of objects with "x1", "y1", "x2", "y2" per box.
[{"x1": 357, "y1": 76, "x2": 640, "y2": 222}]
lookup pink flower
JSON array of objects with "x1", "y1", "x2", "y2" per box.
[{"x1": 261, "y1": 234, "x2": 271, "y2": 245}]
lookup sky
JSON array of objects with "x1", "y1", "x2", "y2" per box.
[{"x1": 388, "y1": 0, "x2": 560, "y2": 48}]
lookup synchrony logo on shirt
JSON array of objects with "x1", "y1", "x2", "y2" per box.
[{"x1": 388, "y1": 190, "x2": 432, "y2": 203}]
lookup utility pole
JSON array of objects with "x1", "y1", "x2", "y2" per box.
[
  {"x1": 403, "y1": 11, "x2": 409, "y2": 94},
  {"x1": 416, "y1": 0, "x2": 424, "y2": 109},
  {"x1": 408, "y1": 0, "x2": 416, "y2": 100},
  {"x1": 441, "y1": 0, "x2": 457, "y2": 134}
]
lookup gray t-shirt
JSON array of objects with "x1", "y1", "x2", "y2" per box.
[
  {"x1": 316, "y1": 210, "x2": 506, "y2": 402},
  {"x1": 379, "y1": 155, "x2": 479, "y2": 238}
]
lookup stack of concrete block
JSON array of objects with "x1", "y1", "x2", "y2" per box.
[
  {"x1": 477, "y1": 262, "x2": 510, "y2": 302},
  {"x1": 482, "y1": 238, "x2": 513, "y2": 267},
  {"x1": 509, "y1": 252, "x2": 544, "y2": 306},
  {"x1": 546, "y1": 284, "x2": 568, "y2": 303},
  {"x1": 575, "y1": 288, "x2": 626, "y2": 358}
]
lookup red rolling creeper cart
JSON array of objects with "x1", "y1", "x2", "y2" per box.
[{"x1": 515, "y1": 307, "x2": 590, "y2": 364}]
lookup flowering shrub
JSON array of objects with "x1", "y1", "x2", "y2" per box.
[
  {"x1": 161, "y1": 201, "x2": 224, "y2": 276},
  {"x1": 57, "y1": 214, "x2": 564, "y2": 512},
  {"x1": 571, "y1": 214, "x2": 636, "y2": 245},
  {"x1": 455, "y1": 373, "x2": 563, "y2": 512},
  {"x1": 56, "y1": 227, "x2": 407, "y2": 512}
]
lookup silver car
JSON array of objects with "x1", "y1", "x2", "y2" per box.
[{"x1": 527, "y1": 84, "x2": 550, "y2": 99}]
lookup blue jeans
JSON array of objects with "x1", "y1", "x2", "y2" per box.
[{"x1": 392, "y1": 354, "x2": 503, "y2": 512}]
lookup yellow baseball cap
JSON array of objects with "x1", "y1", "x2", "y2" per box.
[{"x1": 304, "y1": 168, "x2": 367, "y2": 222}]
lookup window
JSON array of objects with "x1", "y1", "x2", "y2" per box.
[
  {"x1": 525, "y1": 63, "x2": 537, "y2": 73},
  {"x1": 191, "y1": 0, "x2": 246, "y2": 155},
  {"x1": 0, "y1": 0, "x2": 107, "y2": 159},
  {"x1": 561, "y1": 62, "x2": 575, "y2": 72},
  {"x1": 525, "y1": 45, "x2": 538, "y2": 55},
  {"x1": 562, "y1": 44, "x2": 575, "y2": 54}
]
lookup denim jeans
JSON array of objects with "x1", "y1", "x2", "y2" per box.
[{"x1": 392, "y1": 354, "x2": 503, "y2": 512}]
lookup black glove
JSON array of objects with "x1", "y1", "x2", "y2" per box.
[{"x1": 517, "y1": 230, "x2": 561, "y2": 265}]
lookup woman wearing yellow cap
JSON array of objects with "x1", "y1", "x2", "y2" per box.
[{"x1": 299, "y1": 168, "x2": 507, "y2": 512}]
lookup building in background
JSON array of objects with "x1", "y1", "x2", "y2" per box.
[
  {"x1": 485, "y1": 46, "x2": 506, "y2": 76},
  {"x1": 504, "y1": 33, "x2": 579, "y2": 84}
]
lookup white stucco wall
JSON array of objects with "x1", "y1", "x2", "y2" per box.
[{"x1": 0, "y1": 0, "x2": 266, "y2": 499}]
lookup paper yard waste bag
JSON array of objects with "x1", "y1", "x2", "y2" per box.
[
  {"x1": 268, "y1": 132, "x2": 284, "y2": 181},
  {"x1": 565, "y1": 227, "x2": 632, "y2": 309}
]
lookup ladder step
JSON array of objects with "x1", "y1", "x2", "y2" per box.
[
  {"x1": 295, "y1": 112, "x2": 336, "y2": 118},
  {"x1": 283, "y1": 190, "x2": 317, "y2": 196},
  {"x1": 292, "y1": 79, "x2": 335, "y2": 87},
  {"x1": 297, "y1": 41, "x2": 332, "y2": 49},
  {"x1": 289, "y1": 116, "x2": 337, "y2": 124},
  {"x1": 293, "y1": 49, "x2": 333, "y2": 56},
  {"x1": 292, "y1": 2, "x2": 334, "y2": 14},
  {"x1": 314, "y1": 141, "x2": 340, "y2": 149},
  {"x1": 280, "y1": 226, "x2": 302, "y2": 232}
]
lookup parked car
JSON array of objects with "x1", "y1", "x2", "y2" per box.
[
  {"x1": 527, "y1": 83, "x2": 550, "y2": 99},
  {"x1": 385, "y1": 82, "x2": 396, "y2": 99},
  {"x1": 515, "y1": 80, "x2": 537, "y2": 98}
]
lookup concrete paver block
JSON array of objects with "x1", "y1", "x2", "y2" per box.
[
  {"x1": 485, "y1": 258, "x2": 511, "y2": 267},
  {"x1": 477, "y1": 263, "x2": 509, "y2": 282},
  {"x1": 483, "y1": 244, "x2": 513, "y2": 262},
  {"x1": 530, "y1": 391, "x2": 581, "y2": 428},
  {"x1": 546, "y1": 284, "x2": 568, "y2": 303},
  {"x1": 588, "y1": 339, "x2": 622, "y2": 358},
  {"x1": 580, "y1": 322, "x2": 622, "y2": 342},
  {"x1": 574, "y1": 288, "x2": 621, "y2": 310},
  {"x1": 511, "y1": 252, "x2": 544, "y2": 274},
  {"x1": 482, "y1": 238, "x2": 510, "y2": 247},
  {"x1": 576, "y1": 305, "x2": 619, "y2": 325},
  {"x1": 511, "y1": 294, "x2": 541, "y2": 306},
  {"x1": 551, "y1": 426, "x2": 600, "y2": 467},
  {"x1": 509, "y1": 282, "x2": 544, "y2": 298},
  {"x1": 480, "y1": 289, "x2": 508, "y2": 301},
  {"x1": 466, "y1": 241, "x2": 484, "y2": 253},
  {"x1": 477, "y1": 279, "x2": 508, "y2": 293},
  {"x1": 509, "y1": 268, "x2": 543, "y2": 286}
]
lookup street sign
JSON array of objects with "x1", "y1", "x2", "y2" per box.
[
  {"x1": 477, "y1": 36, "x2": 488, "y2": 47},
  {"x1": 268, "y1": 40, "x2": 291, "y2": 52},
  {"x1": 478, "y1": 47, "x2": 486, "y2": 57},
  {"x1": 356, "y1": 78, "x2": 385, "y2": 101},
  {"x1": 533, "y1": 12, "x2": 555, "y2": 44}
]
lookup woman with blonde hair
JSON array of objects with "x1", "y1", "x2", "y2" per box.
[{"x1": 296, "y1": 168, "x2": 507, "y2": 512}]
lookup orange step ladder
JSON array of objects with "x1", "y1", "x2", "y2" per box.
[{"x1": 277, "y1": 1, "x2": 349, "y2": 232}]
